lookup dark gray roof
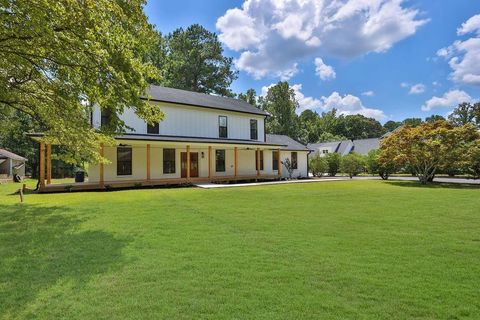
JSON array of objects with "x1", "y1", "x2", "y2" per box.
[
  {"x1": 145, "y1": 85, "x2": 269, "y2": 116},
  {"x1": 336, "y1": 140, "x2": 353, "y2": 155},
  {"x1": 351, "y1": 138, "x2": 380, "y2": 155},
  {"x1": 266, "y1": 134, "x2": 310, "y2": 151},
  {"x1": 116, "y1": 134, "x2": 283, "y2": 147},
  {"x1": 307, "y1": 141, "x2": 340, "y2": 151},
  {"x1": 381, "y1": 125, "x2": 404, "y2": 138},
  {"x1": 0, "y1": 148, "x2": 27, "y2": 161}
]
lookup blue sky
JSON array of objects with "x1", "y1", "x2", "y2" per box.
[{"x1": 145, "y1": 0, "x2": 480, "y2": 122}]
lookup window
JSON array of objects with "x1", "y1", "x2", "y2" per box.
[
  {"x1": 163, "y1": 148, "x2": 175, "y2": 174},
  {"x1": 250, "y1": 119, "x2": 258, "y2": 140},
  {"x1": 255, "y1": 150, "x2": 264, "y2": 171},
  {"x1": 147, "y1": 122, "x2": 159, "y2": 134},
  {"x1": 219, "y1": 116, "x2": 228, "y2": 138},
  {"x1": 117, "y1": 147, "x2": 132, "y2": 175},
  {"x1": 216, "y1": 149, "x2": 225, "y2": 172},
  {"x1": 322, "y1": 149, "x2": 329, "y2": 154},
  {"x1": 101, "y1": 109, "x2": 112, "y2": 128},
  {"x1": 291, "y1": 152, "x2": 298, "y2": 169},
  {"x1": 272, "y1": 150, "x2": 279, "y2": 171}
]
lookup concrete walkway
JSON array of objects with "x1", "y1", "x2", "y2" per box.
[
  {"x1": 195, "y1": 175, "x2": 480, "y2": 189},
  {"x1": 194, "y1": 177, "x2": 345, "y2": 189}
]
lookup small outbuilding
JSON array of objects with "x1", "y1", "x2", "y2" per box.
[{"x1": 0, "y1": 148, "x2": 27, "y2": 179}]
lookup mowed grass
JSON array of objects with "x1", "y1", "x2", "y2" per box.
[{"x1": 0, "y1": 180, "x2": 479, "y2": 319}]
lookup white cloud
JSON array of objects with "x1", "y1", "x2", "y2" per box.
[
  {"x1": 322, "y1": 92, "x2": 387, "y2": 120},
  {"x1": 261, "y1": 83, "x2": 386, "y2": 120},
  {"x1": 422, "y1": 90, "x2": 472, "y2": 111},
  {"x1": 457, "y1": 14, "x2": 480, "y2": 36},
  {"x1": 314, "y1": 58, "x2": 336, "y2": 80},
  {"x1": 409, "y1": 83, "x2": 426, "y2": 94},
  {"x1": 400, "y1": 82, "x2": 409, "y2": 88},
  {"x1": 437, "y1": 14, "x2": 480, "y2": 86},
  {"x1": 217, "y1": 0, "x2": 428, "y2": 79},
  {"x1": 291, "y1": 84, "x2": 323, "y2": 112},
  {"x1": 432, "y1": 81, "x2": 441, "y2": 86},
  {"x1": 362, "y1": 90, "x2": 375, "y2": 96}
]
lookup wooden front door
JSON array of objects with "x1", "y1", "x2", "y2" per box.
[{"x1": 181, "y1": 152, "x2": 199, "y2": 178}]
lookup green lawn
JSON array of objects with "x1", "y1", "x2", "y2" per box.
[{"x1": 1, "y1": 180, "x2": 479, "y2": 319}]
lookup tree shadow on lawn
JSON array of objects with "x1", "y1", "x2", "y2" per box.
[
  {"x1": 0, "y1": 203, "x2": 132, "y2": 317},
  {"x1": 385, "y1": 180, "x2": 480, "y2": 190}
]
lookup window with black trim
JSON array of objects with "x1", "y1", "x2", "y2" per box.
[
  {"x1": 163, "y1": 148, "x2": 175, "y2": 174},
  {"x1": 219, "y1": 116, "x2": 228, "y2": 138},
  {"x1": 291, "y1": 152, "x2": 298, "y2": 169},
  {"x1": 147, "y1": 122, "x2": 159, "y2": 134},
  {"x1": 255, "y1": 150, "x2": 264, "y2": 170},
  {"x1": 117, "y1": 146, "x2": 132, "y2": 175},
  {"x1": 216, "y1": 149, "x2": 225, "y2": 172},
  {"x1": 272, "y1": 150, "x2": 279, "y2": 171},
  {"x1": 250, "y1": 119, "x2": 258, "y2": 140}
]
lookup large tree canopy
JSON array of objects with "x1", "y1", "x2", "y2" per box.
[
  {"x1": 379, "y1": 121, "x2": 479, "y2": 184},
  {"x1": 0, "y1": 0, "x2": 162, "y2": 163},
  {"x1": 261, "y1": 82, "x2": 299, "y2": 139},
  {"x1": 448, "y1": 102, "x2": 480, "y2": 128},
  {"x1": 149, "y1": 24, "x2": 237, "y2": 97}
]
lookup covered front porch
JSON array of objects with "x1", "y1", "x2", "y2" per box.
[{"x1": 37, "y1": 137, "x2": 285, "y2": 193}]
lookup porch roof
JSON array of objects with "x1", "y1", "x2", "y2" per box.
[{"x1": 116, "y1": 133, "x2": 284, "y2": 148}]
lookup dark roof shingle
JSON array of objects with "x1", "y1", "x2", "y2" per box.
[
  {"x1": 145, "y1": 86, "x2": 269, "y2": 116},
  {"x1": 266, "y1": 134, "x2": 309, "y2": 151}
]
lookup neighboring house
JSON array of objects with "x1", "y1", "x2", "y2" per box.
[
  {"x1": 308, "y1": 138, "x2": 380, "y2": 157},
  {"x1": 0, "y1": 149, "x2": 27, "y2": 179},
  {"x1": 33, "y1": 85, "x2": 309, "y2": 192}
]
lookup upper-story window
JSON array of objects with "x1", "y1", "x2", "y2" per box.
[
  {"x1": 250, "y1": 119, "x2": 258, "y2": 140},
  {"x1": 322, "y1": 149, "x2": 329, "y2": 154},
  {"x1": 101, "y1": 109, "x2": 112, "y2": 129},
  {"x1": 147, "y1": 122, "x2": 159, "y2": 134},
  {"x1": 219, "y1": 116, "x2": 228, "y2": 138}
]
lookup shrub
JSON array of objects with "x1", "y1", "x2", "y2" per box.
[
  {"x1": 340, "y1": 152, "x2": 365, "y2": 179},
  {"x1": 324, "y1": 153, "x2": 341, "y2": 176},
  {"x1": 366, "y1": 149, "x2": 395, "y2": 180},
  {"x1": 309, "y1": 154, "x2": 328, "y2": 177}
]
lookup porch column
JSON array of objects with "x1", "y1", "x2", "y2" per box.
[
  {"x1": 256, "y1": 148, "x2": 260, "y2": 177},
  {"x1": 186, "y1": 145, "x2": 191, "y2": 180},
  {"x1": 46, "y1": 144, "x2": 52, "y2": 185},
  {"x1": 99, "y1": 143, "x2": 105, "y2": 188},
  {"x1": 208, "y1": 146, "x2": 212, "y2": 180},
  {"x1": 146, "y1": 144, "x2": 151, "y2": 182},
  {"x1": 234, "y1": 147, "x2": 238, "y2": 177},
  {"x1": 39, "y1": 142, "x2": 45, "y2": 189},
  {"x1": 277, "y1": 148, "x2": 281, "y2": 176}
]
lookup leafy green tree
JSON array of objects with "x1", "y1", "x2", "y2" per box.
[
  {"x1": 425, "y1": 115, "x2": 445, "y2": 123},
  {"x1": 298, "y1": 110, "x2": 320, "y2": 143},
  {"x1": 379, "y1": 121, "x2": 479, "y2": 184},
  {"x1": 0, "y1": 109, "x2": 40, "y2": 177},
  {"x1": 318, "y1": 109, "x2": 338, "y2": 134},
  {"x1": 324, "y1": 153, "x2": 341, "y2": 177},
  {"x1": 365, "y1": 149, "x2": 395, "y2": 180},
  {"x1": 152, "y1": 24, "x2": 238, "y2": 97},
  {"x1": 334, "y1": 114, "x2": 385, "y2": 140},
  {"x1": 261, "y1": 82, "x2": 299, "y2": 139},
  {"x1": 237, "y1": 89, "x2": 257, "y2": 107},
  {"x1": 317, "y1": 132, "x2": 347, "y2": 143},
  {"x1": 448, "y1": 102, "x2": 480, "y2": 128},
  {"x1": 309, "y1": 154, "x2": 328, "y2": 177},
  {"x1": 0, "y1": 0, "x2": 162, "y2": 163},
  {"x1": 383, "y1": 120, "x2": 402, "y2": 132},
  {"x1": 341, "y1": 153, "x2": 365, "y2": 179},
  {"x1": 460, "y1": 140, "x2": 480, "y2": 179},
  {"x1": 402, "y1": 118, "x2": 423, "y2": 127}
]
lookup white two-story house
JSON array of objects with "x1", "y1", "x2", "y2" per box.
[{"x1": 35, "y1": 86, "x2": 309, "y2": 192}]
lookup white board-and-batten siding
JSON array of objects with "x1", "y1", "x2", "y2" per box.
[{"x1": 92, "y1": 101, "x2": 266, "y2": 141}]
